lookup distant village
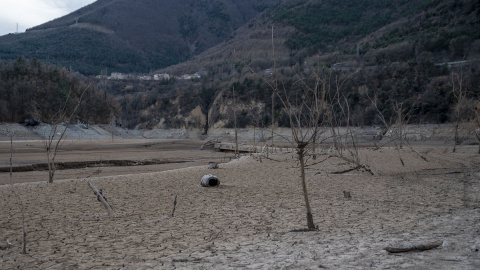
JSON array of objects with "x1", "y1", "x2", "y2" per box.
[{"x1": 95, "y1": 72, "x2": 202, "y2": 81}]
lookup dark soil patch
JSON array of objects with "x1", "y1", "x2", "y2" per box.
[{"x1": 0, "y1": 159, "x2": 190, "y2": 173}]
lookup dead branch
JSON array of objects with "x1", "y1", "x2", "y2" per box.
[
  {"x1": 88, "y1": 181, "x2": 115, "y2": 217},
  {"x1": 385, "y1": 241, "x2": 443, "y2": 253},
  {"x1": 403, "y1": 140, "x2": 428, "y2": 162},
  {"x1": 304, "y1": 155, "x2": 330, "y2": 168},
  {"x1": 336, "y1": 155, "x2": 377, "y2": 176},
  {"x1": 329, "y1": 165, "x2": 362, "y2": 174},
  {"x1": 171, "y1": 194, "x2": 178, "y2": 217},
  {"x1": 259, "y1": 155, "x2": 284, "y2": 162},
  {"x1": 359, "y1": 163, "x2": 376, "y2": 176}
]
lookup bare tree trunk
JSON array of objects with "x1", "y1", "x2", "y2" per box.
[
  {"x1": 453, "y1": 121, "x2": 459, "y2": 153},
  {"x1": 233, "y1": 86, "x2": 239, "y2": 159},
  {"x1": 478, "y1": 135, "x2": 480, "y2": 154},
  {"x1": 451, "y1": 72, "x2": 465, "y2": 153},
  {"x1": 298, "y1": 144, "x2": 315, "y2": 229},
  {"x1": 476, "y1": 101, "x2": 480, "y2": 154},
  {"x1": 111, "y1": 114, "x2": 116, "y2": 142},
  {"x1": 271, "y1": 25, "x2": 276, "y2": 145},
  {"x1": 271, "y1": 92, "x2": 275, "y2": 145},
  {"x1": 10, "y1": 135, "x2": 27, "y2": 254},
  {"x1": 47, "y1": 145, "x2": 55, "y2": 183},
  {"x1": 396, "y1": 104, "x2": 404, "y2": 150},
  {"x1": 46, "y1": 124, "x2": 67, "y2": 183},
  {"x1": 475, "y1": 124, "x2": 480, "y2": 154}
]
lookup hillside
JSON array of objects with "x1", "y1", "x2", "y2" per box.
[
  {"x1": 162, "y1": 0, "x2": 480, "y2": 74},
  {"x1": 0, "y1": 0, "x2": 280, "y2": 75},
  {"x1": 1, "y1": 0, "x2": 479, "y2": 133},
  {"x1": 0, "y1": 56, "x2": 117, "y2": 124},
  {"x1": 124, "y1": 0, "x2": 480, "y2": 130}
]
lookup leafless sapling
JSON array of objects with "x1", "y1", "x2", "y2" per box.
[{"x1": 44, "y1": 86, "x2": 88, "y2": 183}]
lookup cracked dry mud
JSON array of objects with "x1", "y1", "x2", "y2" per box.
[{"x1": 1, "y1": 142, "x2": 480, "y2": 269}]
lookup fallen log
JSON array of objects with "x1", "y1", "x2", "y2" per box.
[
  {"x1": 385, "y1": 241, "x2": 443, "y2": 253},
  {"x1": 88, "y1": 181, "x2": 115, "y2": 217}
]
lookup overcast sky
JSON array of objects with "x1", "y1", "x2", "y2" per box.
[{"x1": 0, "y1": 0, "x2": 96, "y2": 36}]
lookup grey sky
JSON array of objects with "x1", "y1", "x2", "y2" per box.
[{"x1": 0, "y1": 0, "x2": 96, "y2": 36}]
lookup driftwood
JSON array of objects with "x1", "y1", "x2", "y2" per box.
[
  {"x1": 385, "y1": 241, "x2": 443, "y2": 253},
  {"x1": 88, "y1": 181, "x2": 115, "y2": 217},
  {"x1": 171, "y1": 194, "x2": 178, "y2": 217}
]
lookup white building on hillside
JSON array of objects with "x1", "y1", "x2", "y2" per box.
[{"x1": 154, "y1": 73, "x2": 170, "y2": 80}]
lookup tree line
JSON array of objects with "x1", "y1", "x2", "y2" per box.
[{"x1": 0, "y1": 56, "x2": 118, "y2": 125}]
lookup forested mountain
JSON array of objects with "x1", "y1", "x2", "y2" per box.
[
  {"x1": 127, "y1": 0, "x2": 480, "y2": 130},
  {"x1": 0, "y1": 0, "x2": 479, "y2": 131},
  {"x1": 0, "y1": 0, "x2": 280, "y2": 75}
]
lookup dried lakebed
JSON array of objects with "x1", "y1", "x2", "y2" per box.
[{"x1": 1, "y1": 142, "x2": 479, "y2": 269}]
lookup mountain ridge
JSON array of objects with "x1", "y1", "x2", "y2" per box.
[{"x1": 0, "y1": 0, "x2": 281, "y2": 75}]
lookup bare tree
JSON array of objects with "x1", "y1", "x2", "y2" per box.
[
  {"x1": 233, "y1": 85, "x2": 239, "y2": 159},
  {"x1": 239, "y1": 57, "x2": 326, "y2": 229},
  {"x1": 311, "y1": 69, "x2": 329, "y2": 159},
  {"x1": 110, "y1": 113, "x2": 116, "y2": 142},
  {"x1": 271, "y1": 25, "x2": 277, "y2": 146},
  {"x1": 237, "y1": 32, "x2": 367, "y2": 230},
  {"x1": 247, "y1": 106, "x2": 266, "y2": 146},
  {"x1": 325, "y1": 71, "x2": 376, "y2": 174},
  {"x1": 367, "y1": 89, "x2": 427, "y2": 164},
  {"x1": 283, "y1": 86, "x2": 322, "y2": 228},
  {"x1": 474, "y1": 100, "x2": 480, "y2": 154},
  {"x1": 45, "y1": 87, "x2": 88, "y2": 183},
  {"x1": 451, "y1": 71, "x2": 467, "y2": 152},
  {"x1": 9, "y1": 131, "x2": 27, "y2": 254}
]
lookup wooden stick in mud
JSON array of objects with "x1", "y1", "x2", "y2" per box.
[
  {"x1": 385, "y1": 241, "x2": 443, "y2": 253},
  {"x1": 88, "y1": 181, "x2": 115, "y2": 217}
]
